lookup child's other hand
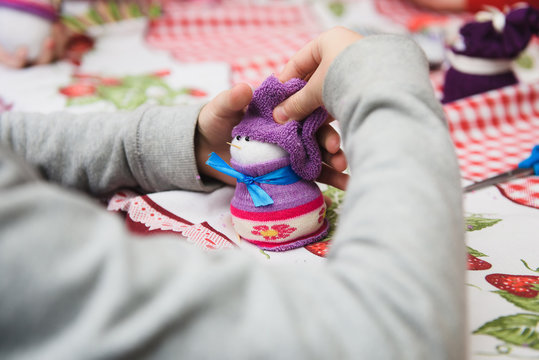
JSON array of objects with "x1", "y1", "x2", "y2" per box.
[
  {"x1": 196, "y1": 83, "x2": 253, "y2": 186},
  {"x1": 0, "y1": 23, "x2": 67, "y2": 68}
]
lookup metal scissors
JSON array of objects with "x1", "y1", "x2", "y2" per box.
[{"x1": 464, "y1": 145, "x2": 539, "y2": 193}]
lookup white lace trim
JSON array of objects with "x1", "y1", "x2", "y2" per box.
[{"x1": 108, "y1": 191, "x2": 236, "y2": 250}]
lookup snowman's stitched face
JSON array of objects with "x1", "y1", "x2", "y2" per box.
[{"x1": 230, "y1": 135, "x2": 288, "y2": 165}]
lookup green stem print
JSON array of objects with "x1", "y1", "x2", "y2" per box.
[
  {"x1": 521, "y1": 260, "x2": 539, "y2": 274},
  {"x1": 304, "y1": 186, "x2": 345, "y2": 257},
  {"x1": 59, "y1": 71, "x2": 207, "y2": 110}
]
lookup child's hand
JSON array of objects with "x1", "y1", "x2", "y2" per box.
[
  {"x1": 315, "y1": 119, "x2": 349, "y2": 190},
  {"x1": 196, "y1": 83, "x2": 253, "y2": 186},
  {"x1": 272, "y1": 27, "x2": 362, "y2": 190},
  {"x1": 0, "y1": 23, "x2": 67, "y2": 68},
  {"x1": 273, "y1": 27, "x2": 362, "y2": 123}
]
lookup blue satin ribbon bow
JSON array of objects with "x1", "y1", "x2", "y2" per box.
[{"x1": 206, "y1": 152, "x2": 301, "y2": 207}]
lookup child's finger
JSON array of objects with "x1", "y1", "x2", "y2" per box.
[
  {"x1": 317, "y1": 163, "x2": 349, "y2": 190},
  {"x1": 317, "y1": 123, "x2": 340, "y2": 154},
  {"x1": 322, "y1": 149, "x2": 348, "y2": 172},
  {"x1": 227, "y1": 83, "x2": 253, "y2": 113},
  {"x1": 323, "y1": 194, "x2": 333, "y2": 208},
  {"x1": 0, "y1": 45, "x2": 14, "y2": 67},
  {"x1": 35, "y1": 38, "x2": 55, "y2": 65},
  {"x1": 1, "y1": 46, "x2": 28, "y2": 68},
  {"x1": 277, "y1": 39, "x2": 320, "y2": 83},
  {"x1": 205, "y1": 83, "x2": 252, "y2": 121},
  {"x1": 324, "y1": 114, "x2": 335, "y2": 125},
  {"x1": 273, "y1": 68, "x2": 324, "y2": 123},
  {"x1": 52, "y1": 23, "x2": 69, "y2": 59}
]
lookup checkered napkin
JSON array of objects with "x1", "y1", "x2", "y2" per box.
[
  {"x1": 444, "y1": 81, "x2": 539, "y2": 208},
  {"x1": 145, "y1": 1, "x2": 322, "y2": 86}
]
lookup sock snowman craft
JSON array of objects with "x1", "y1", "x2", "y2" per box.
[{"x1": 206, "y1": 75, "x2": 330, "y2": 251}]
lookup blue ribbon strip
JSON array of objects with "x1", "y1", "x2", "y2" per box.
[{"x1": 206, "y1": 152, "x2": 301, "y2": 207}]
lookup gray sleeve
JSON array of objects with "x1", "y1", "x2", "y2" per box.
[
  {"x1": 0, "y1": 35, "x2": 466, "y2": 360},
  {"x1": 322, "y1": 34, "x2": 466, "y2": 357},
  {"x1": 0, "y1": 104, "x2": 220, "y2": 194}
]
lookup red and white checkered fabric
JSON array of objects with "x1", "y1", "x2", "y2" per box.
[
  {"x1": 430, "y1": 69, "x2": 445, "y2": 99},
  {"x1": 146, "y1": 1, "x2": 322, "y2": 86},
  {"x1": 374, "y1": 0, "x2": 466, "y2": 28},
  {"x1": 444, "y1": 82, "x2": 539, "y2": 208}
]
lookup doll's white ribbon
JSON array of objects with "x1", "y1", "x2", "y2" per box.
[
  {"x1": 476, "y1": 6, "x2": 507, "y2": 33},
  {"x1": 448, "y1": 51, "x2": 513, "y2": 75}
]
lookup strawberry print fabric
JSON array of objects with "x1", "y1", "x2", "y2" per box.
[{"x1": 374, "y1": 0, "x2": 467, "y2": 28}]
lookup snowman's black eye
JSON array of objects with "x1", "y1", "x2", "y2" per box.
[
  {"x1": 245, "y1": 136, "x2": 250, "y2": 142},
  {"x1": 236, "y1": 135, "x2": 241, "y2": 141}
]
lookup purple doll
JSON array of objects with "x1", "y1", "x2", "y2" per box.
[
  {"x1": 442, "y1": 5, "x2": 539, "y2": 103},
  {"x1": 206, "y1": 75, "x2": 330, "y2": 251}
]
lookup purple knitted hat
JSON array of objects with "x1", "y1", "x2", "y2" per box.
[{"x1": 231, "y1": 75, "x2": 328, "y2": 181}]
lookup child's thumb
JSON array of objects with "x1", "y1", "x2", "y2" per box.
[{"x1": 273, "y1": 76, "x2": 322, "y2": 124}]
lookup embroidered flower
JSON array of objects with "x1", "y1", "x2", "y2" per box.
[
  {"x1": 318, "y1": 207, "x2": 326, "y2": 224},
  {"x1": 251, "y1": 224, "x2": 296, "y2": 241}
]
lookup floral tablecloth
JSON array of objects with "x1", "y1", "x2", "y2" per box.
[{"x1": 1, "y1": 1, "x2": 539, "y2": 358}]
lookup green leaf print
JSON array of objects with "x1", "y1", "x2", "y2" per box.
[
  {"x1": 515, "y1": 52, "x2": 534, "y2": 70},
  {"x1": 328, "y1": 2, "x2": 345, "y2": 17},
  {"x1": 63, "y1": 73, "x2": 200, "y2": 110},
  {"x1": 467, "y1": 246, "x2": 488, "y2": 257},
  {"x1": 465, "y1": 215, "x2": 501, "y2": 232},
  {"x1": 474, "y1": 313, "x2": 539, "y2": 349},
  {"x1": 148, "y1": 3, "x2": 162, "y2": 19},
  {"x1": 97, "y1": 84, "x2": 148, "y2": 110},
  {"x1": 464, "y1": 215, "x2": 500, "y2": 259},
  {"x1": 88, "y1": 8, "x2": 104, "y2": 24},
  {"x1": 494, "y1": 290, "x2": 539, "y2": 313},
  {"x1": 66, "y1": 96, "x2": 101, "y2": 107},
  {"x1": 321, "y1": 187, "x2": 345, "y2": 241}
]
